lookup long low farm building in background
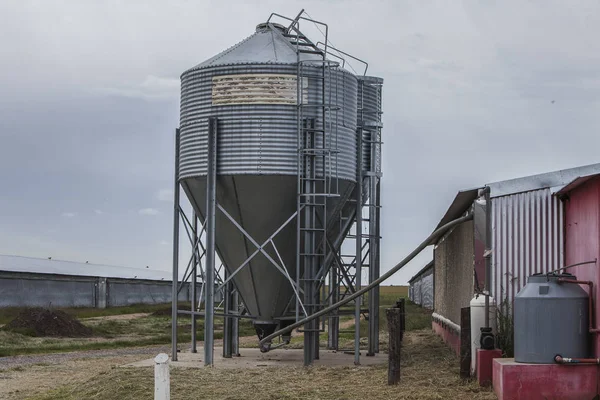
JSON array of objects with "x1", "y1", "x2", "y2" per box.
[
  {"x1": 0, "y1": 255, "x2": 208, "y2": 308},
  {"x1": 408, "y1": 261, "x2": 433, "y2": 309}
]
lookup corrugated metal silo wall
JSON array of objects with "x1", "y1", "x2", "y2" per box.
[
  {"x1": 491, "y1": 188, "x2": 564, "y2": 307},
  {"x1": 434, "y1": 220, "x2": 474, "y2": 324}
]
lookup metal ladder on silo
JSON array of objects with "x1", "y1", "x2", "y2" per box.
[{"x1": 288, "y1": 23, "x2": 340, "y2": 343}]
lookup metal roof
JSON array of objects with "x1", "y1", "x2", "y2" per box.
[
  {"x1": 408, "y1": 260, "x2": 434, "y2": 284},
  {"x1": 433, "y1": 162, "x2": 600, "y2": 231},
  {"x1": 488, "y1": 163, "x2": 600, "y2": 198},
  {"x1": 0, "y1": 255, "x2": 177, "y2": 281},
  {"x1": 555, "y1": 173, "x2": 600, "y2": 196},
  {"x1": 434, "y1": 187, "x2": 482, "y2": 231},
  {"x1": 185, "y1": 23, "x2": 322, "y2": 73}
]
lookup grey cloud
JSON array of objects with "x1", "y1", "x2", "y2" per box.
[
  {"x1": 92, "y1": 75, "x2": 180, "y2": 101},
  {"x1": 139, "y1": 208, "x2": 160, "y2": 216},
  {"x1": 156, "y1": 189, "x2": 173, "y2": 202}
]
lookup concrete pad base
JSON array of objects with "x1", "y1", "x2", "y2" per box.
[
  {"x1": 123, "y1": 347, "x2": 387, "y2": 369},
  {"x1": 493, "y1": 358, "x2": 598, "y2": 400},
  {"x1": 477, "y1": 349, "x2": 502, "y2": 387}
]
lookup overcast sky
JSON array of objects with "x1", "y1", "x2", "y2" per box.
[{"x1": 1, "y1": 0, "x2": 599, "y2": 284}]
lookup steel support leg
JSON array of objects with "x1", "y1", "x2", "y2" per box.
[
  {"x1": 191, "y1": 211, "x2": 198, "y2": 353},
  {"x1": 232, "y1": 290, "x2": 240, "y2": 356},
  {"x1": 367, "y1": 172, "x2": 379, "y2": 355},
  {"x1": 171, "y1": 128, "x2": 181, "y2": 362},
  {"x1": 314, "y1": 287, "x2": 320, "y2": 360},
  {"x1": 374, "y1": 180, "x2": 381, "y2": 353},
  {"x1": 355, "y1": 130, "x2": 363, "y2": 365},
  {"x1": 327, "y1": 261, "x2": 339, "y2": 350},
  {"x1": 223, "y1": 269, "x2": 233, "y2": 358},
  {"x1": 204, "y1": 117, "x2": 217, "y2": 366}
]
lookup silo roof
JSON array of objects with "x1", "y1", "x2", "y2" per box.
[
  {"x1": 185, "y1": 24, "x2": 325, "y2": 73},
  {"x1": 0, "y1": 254, "x2": 178, "y2": 281}
]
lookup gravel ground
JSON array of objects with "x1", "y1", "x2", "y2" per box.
[{"x1": 0, "y1": 344, "x2": 171, "y2": 371}]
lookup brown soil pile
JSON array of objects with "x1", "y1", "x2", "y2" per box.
[{"x1": 4, "y1": 308, "x2": 93, "y2": 337}]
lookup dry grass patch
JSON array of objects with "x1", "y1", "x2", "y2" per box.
[{"x1": 29, "y1": 329, "x2": 495, "y2": 400}]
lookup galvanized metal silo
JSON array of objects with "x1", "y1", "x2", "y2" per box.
[
  {"x1": 171, "y1": 11, "x2": 383, "y2": 367},
  {"x1": 178, "y1": 22, "x2": 358, "y2": 338}
]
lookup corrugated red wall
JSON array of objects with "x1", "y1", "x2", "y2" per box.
[{"x1": 563, "y1": 177, "x2": 600, "y2": 357}]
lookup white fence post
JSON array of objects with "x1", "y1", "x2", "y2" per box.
[{"x1": 154, "y1": 353, "x2": 170, "y2": 400}]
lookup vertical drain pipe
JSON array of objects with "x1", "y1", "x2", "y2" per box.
[{"x1": 484, "y1": 187, "x2": 491, "y2": 329}]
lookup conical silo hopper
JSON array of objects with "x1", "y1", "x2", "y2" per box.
[{"x1": 178, "y1": 23, "x2": 358, "y2": 338}]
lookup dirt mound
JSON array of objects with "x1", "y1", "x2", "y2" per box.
[{"x1": 4, "y1": 308, "x2": 93, "y2": 337}]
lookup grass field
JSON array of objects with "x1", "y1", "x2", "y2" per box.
[
  {"x1": 0, "y1": 303, "x2": 186, "y2": 326},
  {"x1": 0, "y1": 286, "x2": 422, "y2": 357},
  {"x1": 26, "y1": 329, "x2": 496, "y2": 400},
  {"x1": 0, "y1": 286, "x2": 495, "y2": 400},
  {"x1": 0, "y1": 304, "x2": 255, "y2": 357}
]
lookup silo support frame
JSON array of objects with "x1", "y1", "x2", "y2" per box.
[
  {"x1": 171, "y1": 120, "x2": 242, "y2": 366},
  {"x1": 214, "y1": 206, "x2": 308, "y2": 318}
]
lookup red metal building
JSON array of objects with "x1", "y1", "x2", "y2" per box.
[
  {"x1": 559, "y1": 174, "x2": 600, "y2": 357},
  {"x1": 410, "y1": 163, "x2": 600, "y2": 397},
  {"x1": 492, "y1": 173, "x2": 600, "y2": 400},
  {"x1": 431, "y1": 164, "x2": 600, "y2": 356}
]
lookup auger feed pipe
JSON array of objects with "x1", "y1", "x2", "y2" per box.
[{"x1": 259, "y1": 213, "x2": 474, "y2": 351}]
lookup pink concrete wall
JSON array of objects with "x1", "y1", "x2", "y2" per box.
[
  {"x1": 493, "y1": 358, "x2": 599, "y2": 400},
  {"x1": 563, "y1": 176, "x2": 600, "y2": 357},
  {"x1": 432, "y1": 320, "x2": 460, "y2": 357}
]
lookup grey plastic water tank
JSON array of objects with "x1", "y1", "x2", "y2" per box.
[{"x1": 514, "y1": 273, "x2": 589, "y2": 363}]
